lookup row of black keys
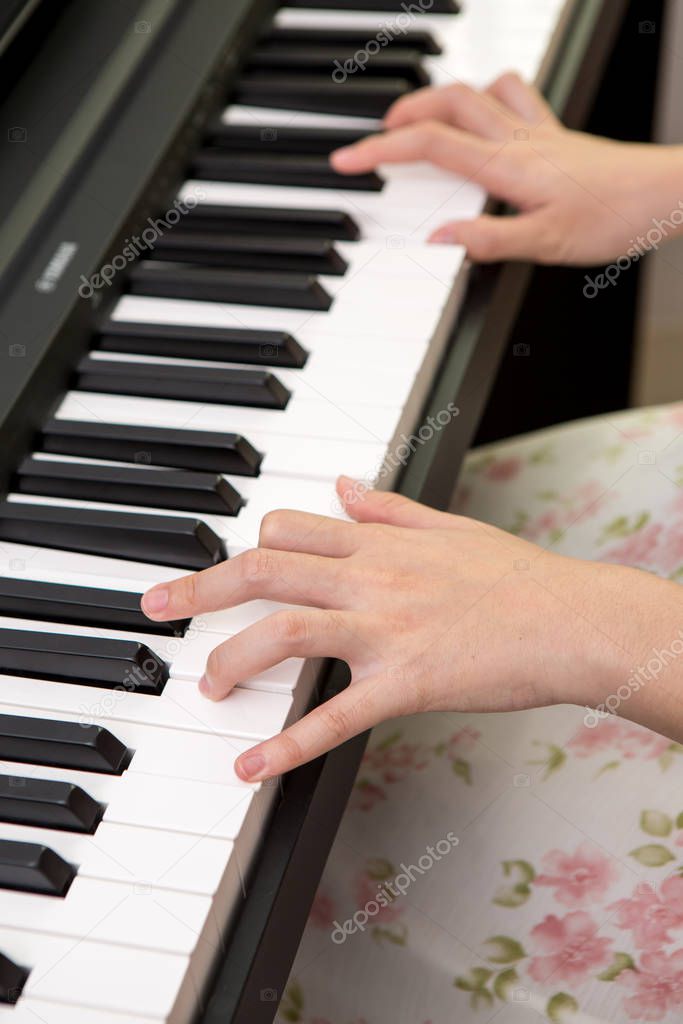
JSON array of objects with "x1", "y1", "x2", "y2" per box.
[
  {"x1": 231, "y1": 7, "x2": 459, "y2": 118},
  {"x1": 0, "y1": 709, "x2": 133, "y2": 1001}
]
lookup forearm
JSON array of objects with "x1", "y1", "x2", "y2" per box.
[{"x1": 555, "y1": 560, "x2": 683, "y2": 742}]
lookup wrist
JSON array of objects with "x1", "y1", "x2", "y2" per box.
[{"x1": 547, "y1": 560, "x2": 683, "y2": 728}]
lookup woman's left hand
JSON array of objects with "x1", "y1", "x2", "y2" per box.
[{"x1": 141, "y1": 478, "x2": 652, "y2": 781}]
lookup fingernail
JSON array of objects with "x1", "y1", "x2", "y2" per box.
[
  {"x1": 198, "y1": 674, "x2": 212, "y2": 697},
  {"x1": 237, "y1": 752, "x2": 266, "y2": 781},
  {"x1": 330, "y1": 145, "x2": 354, "y2": 166},
  {"x1": 337, "y1": 474, "x2": 357, "y2": 490},
  {"x1": 142, "y1": 587, "x2": 169, "y2": 615}
]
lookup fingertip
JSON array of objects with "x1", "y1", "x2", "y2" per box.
[
  {"x1": 235, "y1": 750, "x2": 267, "y2": 782},
  {"x1": 329, "y1": 145, "x2": 357, "y2": 171},
  {"x1": 429, "y1": 223, "x2": 462, "y2": 244},
  {"x1": 141, "y1": 586, "x2": 169, "y2": 618}
]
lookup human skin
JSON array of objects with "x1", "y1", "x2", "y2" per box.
[
  {"x1": 141, "y1": 478, "x2": 683, "y2": 782},
  {"x1": 330, "y1": 72, "x2": 683, "y2": 265}
]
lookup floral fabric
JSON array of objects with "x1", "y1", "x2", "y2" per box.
[{"x1": 276, "y1": 402, "x2": 683, "y2": 1024}]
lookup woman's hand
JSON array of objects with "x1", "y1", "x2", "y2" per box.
[
  {"x1": 140, "y1": 477, "x2": 674, "y2": 782},
  {"x1": 330, "y1": 73, "x2": 683, "y2": 265}
]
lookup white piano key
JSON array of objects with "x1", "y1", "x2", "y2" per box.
[
  {"x1": 0, "y1": 648, "x2": 310, "y2": 739},
  {"x1": 0, "y1": 759, "x2": 267, "y2": 841},
  {"x1": 83, "y1": 348, "x2": 420, "y2": 409},
  {"x1": 56, "y1": 390, "x2": 402, "y2": 445},
  {"x1": 0, "y1": 927, "x2": 195, "y2": 1021},
  {"x1": 0, "y1": 819, "x2": 237, "y2": 897},
  {"x1": 0, "y1": 701, "x2": 284, "y2": 785},
  {"x1": 0, "y1": 1003, "x2": 155, "y2": 1024},
  {"x1": 0, "y1": 878, "x2": 217, "y2": 958},
  {"x1": 180, "y1": 175, "x2": 484, "y2": 244}
]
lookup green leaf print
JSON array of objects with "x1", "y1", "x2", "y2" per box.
[
  {"x1": 452, "y1": 758, "x2": 472, "y2": 784},
  {"x1": 365, "y1": 857, "x2": 395, "y2": 881},
  {"x1": 597, "y1": 952, "x2": 636, "y2": 981},
  {"x1": 375, "y1": 730, "x2": 401, "y2": 752},
  {"x1": 493, "y1": 968, "x2": 519, "y2": 1000},
  {"x1": 599, "y1": 512, "x2": 649, "y2": 543},
  {"x1": 676, "y1": 811, "x2": 683, "y2": 829},
  {"x1": 629, "y1": 844, "x2": 675, "y2": 867},
  {"x1": 493, "y1": 860, "x2": 535, "y2": 908},
  {"x1": 483, "y1": 935, "x2": 526, "y2": 964},
  {"x1": 528, "y1": 742, "x2": 566, "y2": 779},
  {"x1": 594, "y1": 760, "x2": 620, "y2": 779},
  {"x1": 279, "y1": 981, "x2": 304, "y2": 1022},
  {"x1": 454, "y1": 968, "x2": 494, "y2": 1010},
  {"x1": 640, "y1": 810, "x2": 673, "y2": 837},
  {"x1": 547, "y1": 992, "x2": 579, "y2": 1022},
  {"x1": 371, "y1": 923, "x2": 407, "y2": 946}
]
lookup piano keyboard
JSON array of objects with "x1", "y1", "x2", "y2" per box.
[{"x1": 0, "y1": 1, "x2": 573, "y2": 1021}]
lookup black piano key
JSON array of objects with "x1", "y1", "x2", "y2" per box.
[
  {"x1": 128, "y1": 261, "x2": 332, "y2": 311},
  {"x1": 0, "y1": 628, "x2": 168, "y2": 695},
  {"x1": 287, "y1": 0, "x2": 458, "y2": 10},
  {"x1": 76, "y1": 356, "x2": 291, "y2": 410},
  {"x1": 150, "y1": 230, "x2": 349, "y2": 274},
  {"x1": 41, "y1": 420, "x2": 263, "y2": 477},
  {"x1": 97, "y1": 320, "x2": 308, "y2": 368},
  {"x1": 0, "y1": 577, "x2": 188, "y2": 636},
  {"x1": 261, "y1": 26, "x2": 442, "y2": 55},
  {"x1": 247, "y1": 46, "x2": 430, "y2": 87},
  {"x1": 0, "y1": 714, "x2": 130, "y2": 774},
  {"x1": 0, "y1": 501, "x2": 226, "y2": 571},
  {"x1": 183, "y1": 202, "x2": 360, "y2": 240},
  {"x1": 0, "y1": 839, "x2": 75, "y2": 896},
  {"x1": 0, "y1": 950, "x2": 28, "y2": 1004},
  {"x1": 191, "y1": 151, "x2": 383, "y2": 192},
  {"x1": 0, "y1": 776, "x2": 103, "y2": 834},
  {"x1": 236, "y1": 73, "x2": 413, "y2": 118},
  {"x1": 16, "y1": 457, "x2": 244, "y2": 516},
  {"x1": 206, "y1": 122, "x2": 368, "y2": 155}
]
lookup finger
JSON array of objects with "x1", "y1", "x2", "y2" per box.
[
  {"x1": 337, "y1": 476, "x2": 450, "y2": 529},
  {"x1": 258, "y1": 508, "x2": 360, "y2": 556},
  {"x1": 200, "y1": 608, "x2": 364, "y2": 701},
  {"x1": 486, "y1": 71, "x2": 558, "y2": 126},
  {"x1": 385, "y1": 82, "x2": 514, "y2": 140},
  {"x1": 235, "y1": 672, "x2": 398, "y2": 780},
  {"x1": 141, "y1": 547, "x2": 345, "y2": 621},
  {"x1": 330, "y1": 122, "x2": 507, "y2": 187},
  {"x1": 429, "y1": 211, "x2": 551, "y2": 263}
]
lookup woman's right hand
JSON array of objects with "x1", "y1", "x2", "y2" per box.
[{"x1": 330, "y1": 72, "x2": 683, "y2": 266}]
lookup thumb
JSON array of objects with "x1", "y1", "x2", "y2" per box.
[
  {"x1": 337, "y1": 476, "x2": 447, "y2": 528},
  {"x1": 430, "y1": 211, "x2": 549, "y2": 263}
]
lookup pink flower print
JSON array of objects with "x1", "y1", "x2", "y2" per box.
[
  {"x1": 612, "y1": 721, "x2": 671, "y2": 760},
  {"x1": 446, "y1": 727, "x2": 480, "y2": 757},
  {"x1": 567, "y1": 718, "x2": 670, "y2": 761},
  {"x1": 567, "y1": 717, "x2": 626, "y2": 756},
  {"x1": 608, "y1": 877, "x2": 683, "y2": 950},
  {"x1": 484, "y1": 456, "x2": 523, "y2": 482},
  {"x1": 364, "y1": 742, "x2": 430, "y2": 784},
  {"x1": 308, "y1": 888, "x2": 337, "y2": 930},
  {"x1": 351, "y1": 779, "x2": 386, "y2": 813},
  {"x1": 534, "y1": 842, "x2": 619, "y2": 907},
  {"x1": 602, "y1": 522, "x2": 663, "y2": 569},
  {"x1": 618, "y1": 950, "x2": 683, "y2": 1021},
  {"x1": 523, "y1": 509, "x2": 560, "y2": 543},
  {"x1": 527, "y1": 912, "x2": 613, "y2": 984},
  {"x1": 354, "y1": 869, "x2": 403, "y2": 924}
]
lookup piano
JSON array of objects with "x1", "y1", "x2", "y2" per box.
[{"x1": 0, "y1": 1, "x2": 631, "y2": 1021}]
